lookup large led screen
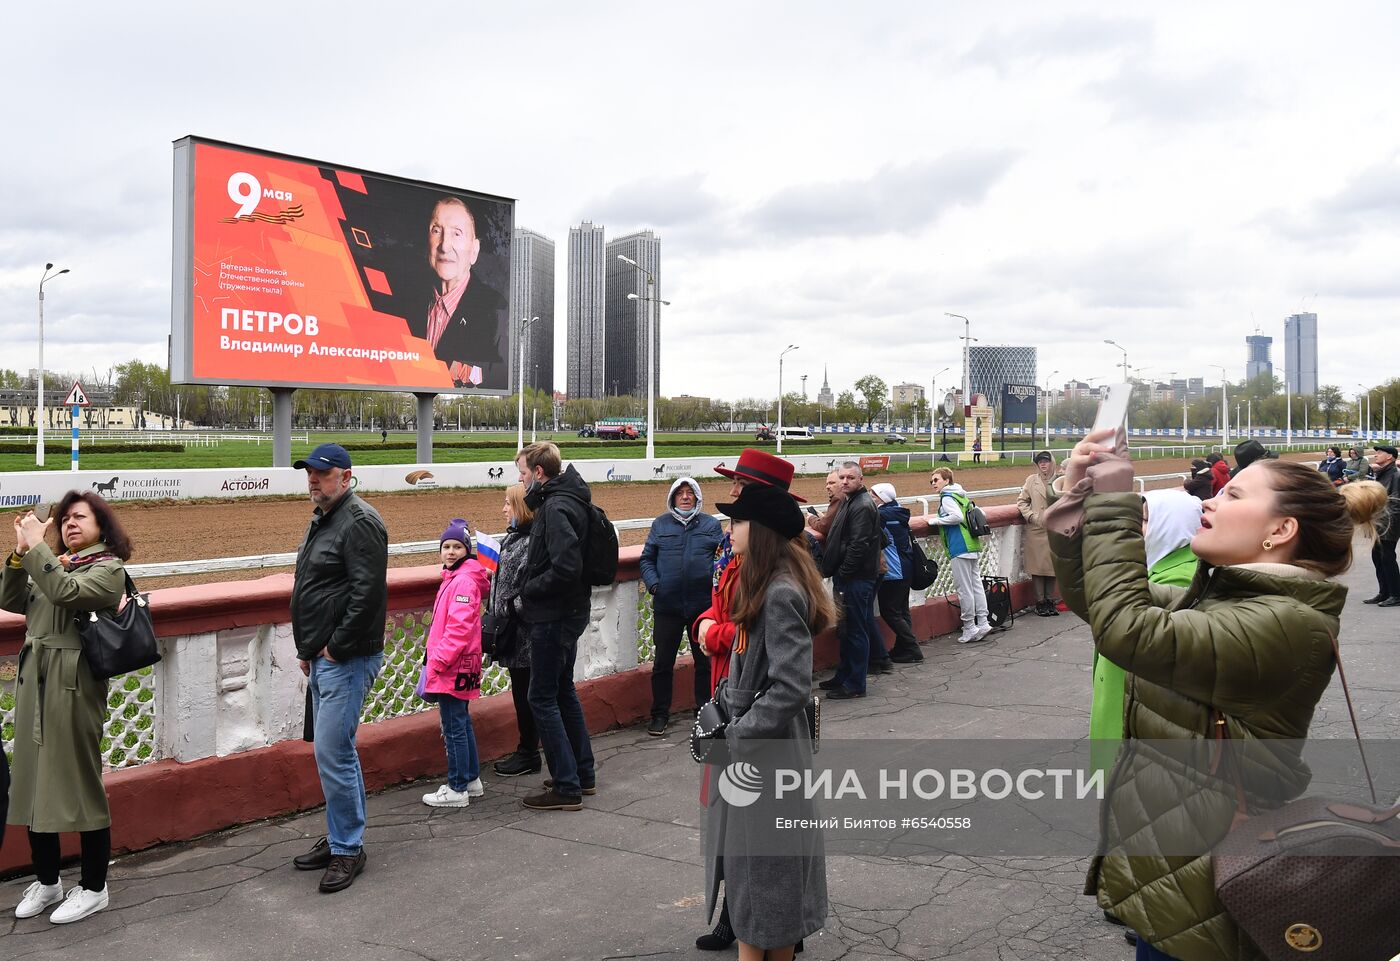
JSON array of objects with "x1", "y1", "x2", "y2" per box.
[{"x1": 171, "y1": 137, "x2": 515, "y2": 394}]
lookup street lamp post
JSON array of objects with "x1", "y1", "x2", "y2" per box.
[
  {"x1": 1211, "y1": 365, "x2": 1230, "y2": 446},
  {"x1": 1042, "y1": 369, "x2": 1059, "y2": 448},
  {"x1": 517, "y1": 315, "x2": 538, "y2": 452},
  {"x1": 929, "y1": 366, "x2": 949, "y2": 452},
  {"x1": 945, "y1": 313, "x2": 973, "y2": 411},
  {"x1": 777, "y1": 345, "x2": 799, "y2": 454},
  {"x1": 37, "y1": 264, "x2": 70, "y2": 467},
  {"x1": 619, "y1": 255, "x2": 664, "y2": 461},
  {"x1": 1104, "y1": 339, "x2": 1129, "y2": 382},
  {"x1": 1357, "y1": 383, "x2": 1373, "y2": 438}
]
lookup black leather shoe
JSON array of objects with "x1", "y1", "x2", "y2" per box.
[
  {"x1": 1363, "y1": 594, "x2": 1386, "y2": 604},
  {"x1": 817, "y1": 678, "x2": 842, "y2": 691},
  {"x1": 889, "y1": 651, "x2": 924, "y2": 663},
  {"x1": 1380, "y1": 597, "x2": 1400, "y2": 607},
  {"x1": 695, "y1": 917, "x2": 736, "y2": 951},
  {"x1": 1124, "y1": 929, "x2": 1138, "y2": 945},
  {"x1": 493, "y1": 751, "x2": 542, "y2": 777},
  {"x1": 827, "y1": 688, "x2": 865, "y2": 700},
  {"x1": 293, "y1": 836, "x2": 332, "y2": 871},
  {"x1": 871, "y1": 660, "x2": 894, "y2": 674},
  {"x1": 318, "y1": 850, "x2": 366, "y2": 893}
]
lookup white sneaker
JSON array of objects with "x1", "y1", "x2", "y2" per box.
[
  {"x1": 972, "y1": 623, "x2": 994, "y2": 642},
  {"x1": 49, "y1": 885, "x2": 108, "y2": 924},
  {"x1": 422, "y1": 784, "x2": 471, "y2": 808},
  {"x1": 465, "y1": 777, "x2": 485, "y2": 798},
  {"x1": 15, "y1": 880, "x2": 63, "y2": 919}
]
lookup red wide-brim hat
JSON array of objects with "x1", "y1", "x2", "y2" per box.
[{"x1": 713, "y1": 448, "x2": 807, "y2": 503}]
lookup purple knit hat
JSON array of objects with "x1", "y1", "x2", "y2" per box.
[{"x1": 440, "y1": 518, "x2": 473, "y2": 553}]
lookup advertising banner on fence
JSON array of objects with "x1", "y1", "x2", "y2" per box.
[{"x1": 171, "y1": 138, "x2": 515, "y2": 394}]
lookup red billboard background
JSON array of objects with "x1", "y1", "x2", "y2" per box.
[{"x1": 172, "y1": 138, "x2": 514, "y2": 394}]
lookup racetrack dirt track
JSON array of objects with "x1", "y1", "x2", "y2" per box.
[{"x1": 14, "y1": 450, "x2": 1325, "y2": 590}]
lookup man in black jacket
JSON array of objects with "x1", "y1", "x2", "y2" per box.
[
  {"x1": 513, "y1": 442, "x2": 596, "y2": 809},
  {"x1": 1365, "y1": 445, "x2": 1400, "y2": 607},
  {"x1": 819, "y1": 461, "x2": 886, "y2": 698},
  {"x1": 287, "y1": 444, "x2": 389, "y2": 893}
]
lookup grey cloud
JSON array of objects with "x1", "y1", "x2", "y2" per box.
[
  {"x1": 746, "y1": 150, "x2": 1019, "y2": 240},
  {"x1": 576, "y1": 173, "x2": 722, "y2": 232},
  {"x1": 1089, "y1": 61, "x2": 1259, "y2": 125},
  {"x1": 962, "y1": 15, "x2": 1152, "y2": 73},
  {"x1": 1259, "y1": 160, "x2": 1400, "y2": 246}
]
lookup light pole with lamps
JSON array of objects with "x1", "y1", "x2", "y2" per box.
[
  {"x1": 1042, "y1": 369, "x2": 1059, "y2": 447},
  {"x1": 1211, "y1": 365, "x2": 1230, "y2": 446},
  {"x1": 929, "y1": 366, "x2": 949, "y2": 451},
  {"x1": 1104, "y1": 339, "x2": 1129, "y2": 382},
  {"x1": 517, "y1": 315, "x2": 538, "y2": 453},
  {"x1": 777, "y1": 345, "x2": 799, "y2": 454},
  {"x1": 945, "y1": 313, "x2": 973, "y2": 411},
  {"x1": 37, "y1": 264, "x2": 70, "y2": 467},
  {"x1": 1357, "y1": 383, "x2": 1372, "y2": 438},
  {"x1": 618, "y1": 255, "x2": 663, "y2": 461}
]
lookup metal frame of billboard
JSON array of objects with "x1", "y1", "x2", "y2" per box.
[{"x1": 170, "y1": 136, "x2": 516, "y2": 397}]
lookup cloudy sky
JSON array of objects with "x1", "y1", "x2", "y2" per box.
[{"x1": 2, "y1": 2, "x2": 1397, "y2": 406}]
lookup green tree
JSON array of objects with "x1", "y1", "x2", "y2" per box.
[
  {"x1": 834, "y1": 390, "x2": 860, "y2": 425},
  {"x1": 853, "y1": 374, "x2": 888, "y2": 428},
  {"x1": 1314, "y1": 385, "x2": 1344, "y2": 432}
]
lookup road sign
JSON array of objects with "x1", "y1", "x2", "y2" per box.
[{"x1": 65, "y1": 381, "x2": 91, "y2": 407}]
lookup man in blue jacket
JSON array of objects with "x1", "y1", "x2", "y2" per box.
[{"x1": 640, "y1": 478, "x2": 724, "y2": 735}]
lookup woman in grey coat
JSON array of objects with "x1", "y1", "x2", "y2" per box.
[
  {"x1": 491, "y1": 484, "x2": 541, "y2": 778},
  {"x1": 705, "y1": 483, "x2": 835, "y2": 960}
]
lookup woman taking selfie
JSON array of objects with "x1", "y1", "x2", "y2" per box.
[
  {"x1": 703, "y1": 483, "x2": 834, "y2": 961},
  {"x1": 1046, "y1": 428, "x2": 1387, "y2": 961},
  {"x1": 3, "y1": 492, "x2": 134, "y2": 924}
]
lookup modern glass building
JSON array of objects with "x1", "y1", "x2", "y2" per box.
[
  {"x1": 1284, "y1": 312, "x2": 1318, "y2": 395},
  {"x1": 604, "y1": 230, "x2": 661, "y2": 398},
  {"x1": 1245, "y1": 334, "x2": 1273, "y2": 383},
  {"x1": 567, "y1": 222, "x2": 607, "y2": 400},
  {"x1": 510, "y1": 228, "x2": 555, "y2": 396},
  {"x1": 968, "y1": 345, "x2": 1037, "y2": 411}
]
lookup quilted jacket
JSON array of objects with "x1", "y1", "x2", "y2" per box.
[{"x1": 1050, "y1": 493, "x2": 1344, "y2": 961}]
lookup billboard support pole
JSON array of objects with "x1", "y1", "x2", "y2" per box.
[
  {"x1": 416, "y1": 394, "x2": 436, "y2": 464},
  {"x1": 272, "y1": 388, "x2": 295, "y2": 468}
]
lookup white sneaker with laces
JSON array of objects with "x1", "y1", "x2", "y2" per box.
[
  {"x1": 15, "y1": 880, "x2": 64, "y2": 919},
  {"x1": 972, "y1": 623, "x2": 993, "y2": 642},
  {"x1": 49, "y1": 885, "x2": 108, "y2": 924},
  {"x1": 465, "y1": 777, "x2": 485, "y2": 798},
  {"x1": 422, "y1": 784, "x2": 471, "y2": 808}
]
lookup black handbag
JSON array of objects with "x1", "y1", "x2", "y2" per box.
[
  {"x1": 908, "y1": 540, "x2": 938, "y2": 591},
  {"x1": 691, "y1": 681, "x2": 821, "y2": 763},
  {"x1": 74, "y1": 572, "x2": 161, "y2": 680}
]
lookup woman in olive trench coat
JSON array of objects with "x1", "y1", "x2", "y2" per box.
[
  {"x1": 3, "y1": 492, "x2": 131, "y2": 923},
  {"x1": 1016, "y1": 452, "x2": 1060, "y2": 614}
]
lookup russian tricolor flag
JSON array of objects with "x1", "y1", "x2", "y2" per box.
[{"x1": 475, "y1": 532, "x2": 501, "y2": 574}]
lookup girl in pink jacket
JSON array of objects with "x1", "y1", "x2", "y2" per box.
[{"x1": 420, "y1": 519, "x2": 492, "y2": 808}]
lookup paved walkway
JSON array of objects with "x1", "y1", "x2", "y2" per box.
[{"x1": 3, "y1": 547, "x2": 1397, "y2": 961}]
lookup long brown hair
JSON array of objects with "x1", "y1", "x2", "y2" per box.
[
  {"x1": 49, "y1": 490, "x2": 134, "y2": 560},
  {"x1": 1256, "y1": 461, "x2": 1387, "y2": 577},
  {"x1": 730, "y1": 523, "x2": 837, "y2": 635}
]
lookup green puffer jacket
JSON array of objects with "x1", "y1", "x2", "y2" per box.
[{"x1": 1050, "y1": 493, "x2": 1344, "y2": 961}]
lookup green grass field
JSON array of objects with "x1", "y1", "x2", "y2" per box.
[{"x1": 0, "y1": 430, "x2": 1228, "y2": 474}]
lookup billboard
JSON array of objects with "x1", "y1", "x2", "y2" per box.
[
  {"x1": 1001, "y1": 383, "x2": 1038, "y2": 424},
  {"x1": 172, "y1": 137, "x2": 515, "y2": 394}
]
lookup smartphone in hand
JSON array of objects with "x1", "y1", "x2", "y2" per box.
[
  {"x1": 1091, "y1": 383, "x2": 1132, "y2": 435},
  {"x1": 806, "y1": 506, "x2": 819, "y2": 516},
  {"x1": 32, "y1": 503, "x2": 51, "y2": 522}
]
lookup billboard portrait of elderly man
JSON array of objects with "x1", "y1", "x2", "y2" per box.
[{"x1": 411, "y1": 197, "x2": 508, "y2": 389}]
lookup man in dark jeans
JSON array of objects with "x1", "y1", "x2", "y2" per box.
[
  {"x1": 514, "y1": 442, "x2": 596, "y2": 810},
  {"x1": 640, "y1": 478, "x2": 724, "y2": 736},
  {"x1": 1366, "y1": 445, "x2": 1400, "y2": 607},
  {"x1": 819, "y1": 461, "x2": 886, "y2": 698}
]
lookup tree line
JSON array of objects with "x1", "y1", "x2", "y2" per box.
[{"x1": 0, "y1": 364, "x2": 1393, "y2": 434}]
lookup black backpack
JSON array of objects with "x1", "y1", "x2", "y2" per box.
[
  {"x1": 964, "y1": 501, "x2": 993, "y2": 539},
  {"x1": 582, "y1": 502, "x2": 619, "y2": 586},
  {"x1": 908, "y1": 539, "x2": 939, "y2": 591}
]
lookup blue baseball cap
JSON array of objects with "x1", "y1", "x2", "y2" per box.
[{"x1": 293, "y1": 443, "x2": 352, "y2": 471}]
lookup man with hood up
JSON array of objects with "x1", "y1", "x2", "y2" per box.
[{"x1": 640, "y1": 477, "x2": 725, "y2": 736}]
